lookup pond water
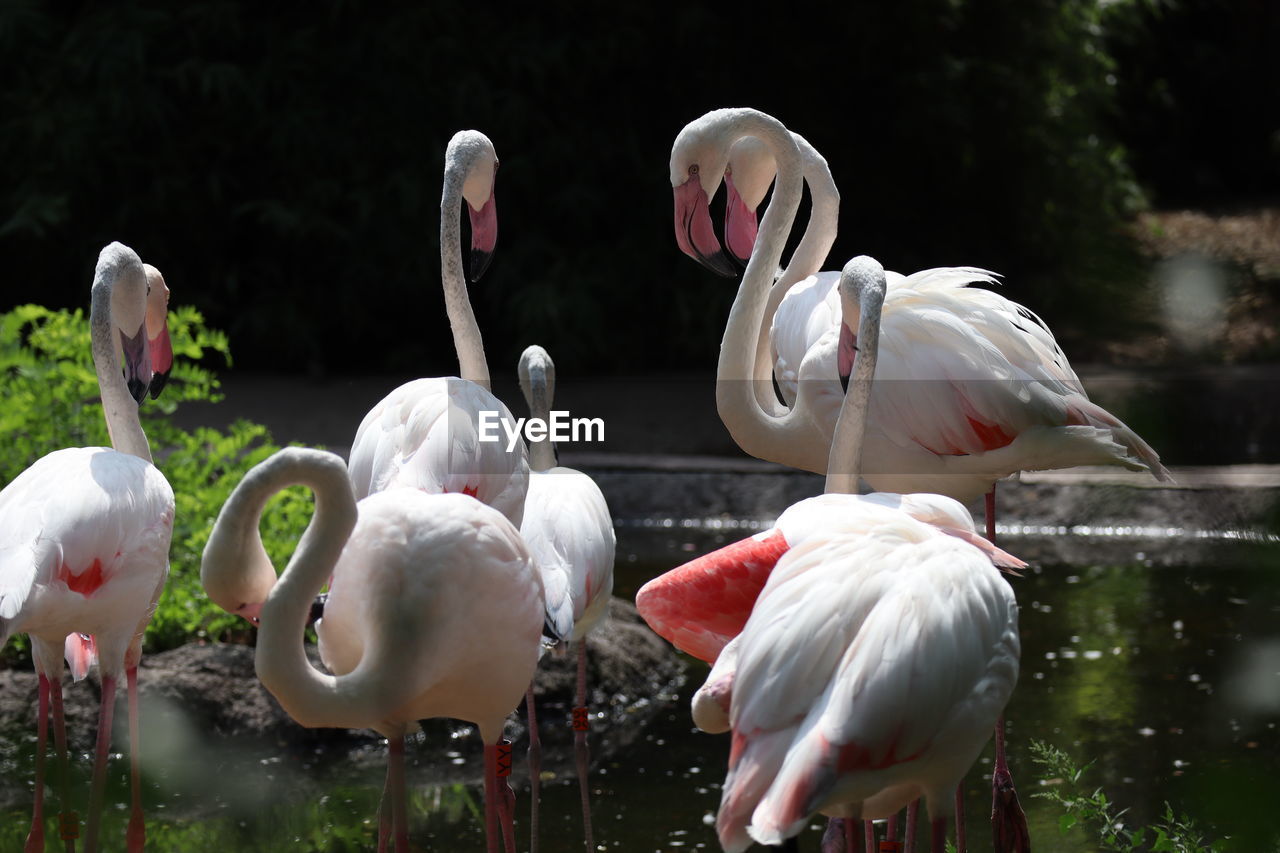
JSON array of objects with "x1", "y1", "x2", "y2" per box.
[{"x1": 3, "y1": 520, "x2": 1279, "y2": 852}]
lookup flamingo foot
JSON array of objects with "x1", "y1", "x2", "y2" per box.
[
  {"x1": 526, "y1": 688, "x2": 541, "y2": 853},
  {"x1": 991, "y1": 765, "x2": 1031, "y2": 853},
  {"x1": 820, "y1": 817, "x2": 851, "y2": 852}
]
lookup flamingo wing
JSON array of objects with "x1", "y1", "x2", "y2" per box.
[
  {"x1": 520, "y1": 466, "x2": 616, "y2": 643},
  {"x1": 348, "y1": 377, "x2": 530, "y2": 525},
  {"x1": 720, "y1": 526, "x2": 1020, "y2": 850}
]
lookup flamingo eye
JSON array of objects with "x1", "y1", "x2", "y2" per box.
[{"x1": 689, "y1": 164, "x2": 699, "y2": 177}]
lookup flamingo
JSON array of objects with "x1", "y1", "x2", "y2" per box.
[
  {"x1": 201, "y1": 448, "x2": 543, "y2": 853},
  {"x1": 515, "y1": 345, "x2": 615, "y2": 853},
  {"x1": 672, "y1": 107, "x2": 1170, "y2": 509},
  {"x1": 348, "y1": 129, "x2": 528, "y2": 525},
  {"x1": 639, "y1": 257, "x2": 1021, "y2": 852},
  {"x1": 0, "y1": 242, "x2": 175, "y2": 853}
]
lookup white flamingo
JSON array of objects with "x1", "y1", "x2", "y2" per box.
[
  {"x1": 201, "y1": 448, "x2": 543, "y2": 853},
  {"x1": 639, "y1": 257, "x2": 1020, "y2": 852},
  {"x1": 671, "y1": 108, "x2": 1170, "y2": 509},
  {"x1": 348, "y1": 130, "x2": 528, "y2": 526},
  {"x1": 515, "y1": 345, "x2": 615, "y2": 853},
  {"x1": 0, "y1": 242, "x2": 174, "y2": 853}
]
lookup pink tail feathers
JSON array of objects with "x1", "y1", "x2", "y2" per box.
[
  {"x1": 64, "y1": 632, "x2": 97, "y2": 681},
  {"x1": 718, "y1": 727, "x2": 812, "y2": 853}
]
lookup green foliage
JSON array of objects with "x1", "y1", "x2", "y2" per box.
[
  {"x1": 1031, "y1": 740, "x2": 1222, "y2": 852},
  {"x1": 0, "y1": 302, "x2": 311, "y2": 655}
]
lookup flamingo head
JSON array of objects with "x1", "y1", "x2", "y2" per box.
[
  {"x1": 723, "y1": 136, "x2": 775, "y2": 267},
  {"x1": 102, "y1": 244, "x2": 153, "y2": 405},
  {"x1": 836, "y1": 256, "x2": 887, "y2": 392},
  {"x1": 143, "y1": 264, "x2": 173, "y2": 399},
  {"x1": 517, "y1": 344, "x2": 556, "y2": 412},
  {"x1": 670, "y1": 119, "x2": 737, "y2": 278},
  {"x1": 449, "y1": 130, "x2": 499, "y2": 282}
]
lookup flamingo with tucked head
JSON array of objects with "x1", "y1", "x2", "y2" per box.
[
  {"x1": 639, "y1": 257, "x2": 1021, "y2": 852},
  {"x1": 202, "y1": 448, "x2": 544, "y2": 853},
  {"x1": 0, "y1": 242, "x2": 174, "y2": 853}
]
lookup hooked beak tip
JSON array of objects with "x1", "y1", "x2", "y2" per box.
[{"x1": 469, "y1": 249, "x2": 494, "y2": 283}]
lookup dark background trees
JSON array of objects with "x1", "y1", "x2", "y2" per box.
[{"x1": 1, "y1": 0, "x2": 1274, "y2": 376}]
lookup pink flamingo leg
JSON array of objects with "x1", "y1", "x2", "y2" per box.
[
  {"x1": 846, "y1": 818, "x2": 858, "y2": 852},
  {"x1": 525, "y1": 687, "x2": 541, "y2": 853},
  {"x1": 574, "y1": 642, "x2": 594, "y2": 853},
  {"x1": 83, "y1": 674, "x2": 117, "y2": 853},
  {"x1": 388, "y1": 734, "x2": 410, "y2": 853},
  {"x1": 904, "y1": 800, "x2": 919, "y2": 852},
  {"x1": 885, "y1": 811, "x2": 898, "y2": 843},
  {"x1": 376, "y1": 762, "x2": 391, "y2": 853},
  {"x1": 955, "y1": 784, "x2": 967, "y2": 853},
  {"x1": 496, "y1": 739, "x2": 516, "y2": 853},
  {"x1": 864, "y1": 819, "x2": 875, "y2": 852},
  {"x1": 50, "y1": 676, "x2": 75, "y2": 853},
  {"x1": 985, "y1": 488, "x2": 1030, "y2": 853},
  {"x1": 24, "y1": 674, "x2": 51, "y2": 853},
  {"x1": 483, "y1": 744, "x2": 501, "y2": 853},
  {"x1": 931, "y1": 817, "x2": 947, "y2": 853},
  {"x1": 125, "y1": 666, "x2": 144, "y2": 853}
]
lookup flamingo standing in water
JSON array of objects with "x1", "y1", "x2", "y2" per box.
[
  {"x1": 0, "y1": 242, "x2": 174, "y2": 853},
  {"x1": 515, "y1": 345, "x2": 615, "y2": 853},
  {"x1": 201, "y1": 448, "x2": 544, "y2": 853},
  {"x1": 348, "y1": 130, "x2": 528, "y2": 524},
  {"x1": 673, "y1": 108, "x2": 1170, "y2": 510},
  {"x1": 639, "y1": 257, "x2": 1021, "y2": 852}
]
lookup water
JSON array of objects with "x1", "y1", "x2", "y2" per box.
[{"x1": 3, "y1": 521, "x2": 1279, "y2": 851}]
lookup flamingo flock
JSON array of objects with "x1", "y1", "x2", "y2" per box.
[{"x1": 0, "y1": 107, "x2": 1170, "y2": 853}]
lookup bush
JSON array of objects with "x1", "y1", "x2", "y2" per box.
[{"x1": 0, "y1": 303, "x2": 313, "y2": 658}]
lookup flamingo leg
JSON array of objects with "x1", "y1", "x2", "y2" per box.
[
  {"x1": 388, "y1": 735, "x2": 410, "y2": 853},
  {"x1": 986, "y1": 488, "x2": 1030, "y2": 853},
  {"x1": 125, "y1": 666, "x2": 144, "y2": 853},
  {"x1": 375, "y1": 760, "x2": 392, "y2": 853},
  {"x1": 820, "y1": 817, "x2": 860, "y2": 852},
  {"x1": 930, "y1": 817, "x2": 947, "y2": 853},
  {"x1": 50, "y1": 676, "x2": 75, "y2": 853},
  {"x1": 83, "y1": 673, "x2": 118, "y2": 853},
  {"x1": 497, "y1": 739, "x2": 516, "y2": 853},
  {"x1": 525, "y1": 686, "x2": 541, "y2": 853},
  {"x1": 885, "y1": 811, "x2": 898, "y2": 843},
  {"x1": 483, "y1": 744, "x2": 501, "y2": 853},
  {"x1": 955, "y1": 784, "x2": 967, "y2": 853},
  {"x1": 24, "y1": 674, "x2": 51, "y2": 853},
  {"x1": 863, "y1": 820, "x2": 874, "y2": 853},
  {"x1": 990, "y1": 714, "x2": 1031, "y2": 853},
  {"x1": 904, "y1": 800, "x2": 919, "y2": 852},
  {"x1": 574, "y1": 642, "x2": 594, "y2": 853}
]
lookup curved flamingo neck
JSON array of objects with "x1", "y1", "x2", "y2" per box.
[
  {"x1": 825, "y1": 261, "x2": 885, "y2": 496},
  {"x1": 712, "y1": 111, "x2": 817, "y2": 463},
  {"x1": 90, "y1": 252, "x2": 152, "y2": 464},
  {"x1": 752, "y1": 133, "x2": 840, "y2": 413},
  {"x1": 228, "y1": 449, "x2": 397, "y2": 731},
  {"x1": 440, "y1": 169, "x2": 491, "y2": 391}
]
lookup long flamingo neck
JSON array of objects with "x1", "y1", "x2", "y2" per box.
[
  {"x1": 233, "y1": 450, "x2": 377, "y2": 729},
  {"x1": 440, "y1": 175, "x2": 491, "y2": 391},
  {"x1": 522, "y1": 361, "x2": 556, "y2": 472},
  {"x1": 825, "y1": 265, "x2": 885, "y2": 496},
  {"x1": 776, "y1": 132, "x2": 839, "y2": 292},
  {"x1": 751, "y1": 133, "x2": 841, "y2": 415},
  {"x1": 90, "y1": 264, "x2": 152, "y2": 464},
  {"x1": 714, "y1": 112, "x2": 811, "y2": 459}
]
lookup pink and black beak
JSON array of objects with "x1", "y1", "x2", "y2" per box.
[
  {"x1": 147, "y1": 321, "x2": 173, "y2": 399},
  {"x1": 723, "y1": 171, "x2": 758, "y2": 270},
  {"x1": 120, "y1": 324, "x2": 153, "y2": 405},
  {"x1": 837, "y1": 321, "x2": 857, "y2": 394},
  {"x1": 674, "y1": 174, "x2": 737, "y2": 278},
  {"x1": 468, "y1": 191, "x2": 498, "y2": 282}
]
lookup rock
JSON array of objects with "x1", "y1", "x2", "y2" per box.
[{"x1": 0, "y1": 597, "x2": 684, "y2": 798}]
